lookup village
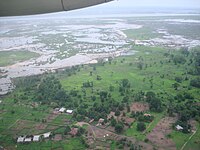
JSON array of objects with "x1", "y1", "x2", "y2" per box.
[{"x1": 13, "y1": 101, "x2": 187, "y2": 150}]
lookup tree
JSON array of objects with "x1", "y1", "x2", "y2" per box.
[
  {"x1": 121, "y1": 79, "x2": 130, "y2": 88},
  {"x1": 110, "y1": 118, "x2": 117, "y2": 127},
  {"x1": 109, "y1": 85, "x2": 114, "y2": 92},
  {"x1": 97, "y1": 75, "x2": 102, "y2": 80},
  {"x1": 146, "y1": 91, "x2": 156, "y2": 102},
  {"x1": 115, "y1": 123, "x2": 124, "y2": 133},
  {"x1": 137, "y1": 61, "x2": 144, "y2": 70},
  {"x1": 54, "y1": 89, "x2": 67, "y2": 101},
  {"x1": 190, "y1": 77, "x2": 200, "y2": 88},
  {"x1": 137, "y1": 122, "x2": 146, "y2": 132},
  {"x1": 146, "y1": 91, "x2": 162, "y2": 112},
  {"x1": 173, "y1": 55, "x2": 186, "y2": 64},
  {"x1": 64, "y1": 125, "x2": 71, "y2": 135},
  {"x1": 172, "y1": 82, "x2": 180, "y2": 90},
  {"x1": 115, "y1": 110, "x2": 121, "y2": 116}
]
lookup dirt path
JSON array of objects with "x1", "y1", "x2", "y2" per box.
[
  {"x1": 180, "y1": 129, "x2": 197, "y2": 150},
  {"x1": 76, "y1": 122, "x2": 96, "y2": 138},
  {"x1": 7, "y1": 118, "x2": 22, "y2": 129},
  {"x1": 76, "y1": 122, "x2": 154, "y2": 150}
]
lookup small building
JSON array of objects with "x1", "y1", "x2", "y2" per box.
[
  {"x1": 59, "y1": 107, "x2": 66, "y2": 113},
  {"x1": 43, "y1": 132, "x2": 51, "y2": 138},
  {"x1": 54, "y1": 108, "x2": 59, "y2": 111},
  {"x1": 69, "y1": 128, "x2": 78, "y2": 136},
  {"x1": 66, "y1": 109, "x2": 73, "y2": 114},
  {"x1": 107, "y1": 111, "x2": 117, "y2": 120},
  {"x1": 98, "y1": 118, "x2": 105, "y2": 124},
  {"x1": 33, "y1": 135, "x2": 40, "y2": 142},
  {"x1": 17, "y1": 136, "x2": 25, "y2": 143},
  {"x1": 176, "y1": 125, "x2": 183, "y2": 130},
  {"x1": 24, "y1": 137, "x2": 32, "y2": 142},
  {"x1": 144, "y1": 113, "x2": 151, "y2": 117}
]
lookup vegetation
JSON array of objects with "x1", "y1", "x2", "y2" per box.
[
  {"x1": 0, "y1": 51, "x2": 40, "y2": 67},
  {"x1": 0, "y1": 44, "x2": 200, "y2": 149}
]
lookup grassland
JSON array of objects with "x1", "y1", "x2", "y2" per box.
[
  {"x1": 170, "y1": 123, "x2": 200, "y2": 150},
  {"x1": 125, "y1": 112, "x2": 164, "y2": 141},
  {"x1": 123, "y1": 27, "x2": 161, "y2": 40},
  {"x1": 58, "y1": 45, "x2": 200, "y2": 149},
  {"x1": 0, "y1": 51, "x2": 40, "y2": 67}
]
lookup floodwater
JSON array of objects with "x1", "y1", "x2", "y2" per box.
[
  {"x1": 0, "y1": 15, "x2": 200, "y2": 95},
  {"x1": 0, "y1": 19, "x2": 140, "y2": 95}
]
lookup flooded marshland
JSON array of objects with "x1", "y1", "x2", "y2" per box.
[{"x1": 0, "y1": 14, "x2": 200, "y2": 95}]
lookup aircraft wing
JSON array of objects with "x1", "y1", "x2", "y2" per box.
[{"x1": 0, "y1": 0, "x2": 113, "y2": 17}]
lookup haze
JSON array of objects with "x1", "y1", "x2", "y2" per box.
[{"x1": 110, "y1": 0, "x2": 200, "y2": 8}]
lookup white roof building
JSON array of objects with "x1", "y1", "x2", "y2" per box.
[
  {"x1": 17, "y1": 136, "x2": 25, "y2": 143},
  {"x1": 176, "y1": 125, "x2": 183, "y2": 130},
  {"x1": 43, "y1": 132, "x2": 51, "y2": 138},
  {"x1": 33, "y1": 135, "x2": 40, "y2": 142},
  {"x1": 24, "y1": 137, "x2": 32, "y2": 142},
  {"x1": 59, "y1": 107, "x2": 66, "y2": 113},
  {"x1": 66, "y1": 110, "x2": 73, "y2": 114}
]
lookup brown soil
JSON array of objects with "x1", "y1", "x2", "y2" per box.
[
  {"x1": 53, "y1": 134, "x2": 62, "y2": 141},
  {"x1": 130, "y1": 102, "x2": 149, "y2": 112},
  {"x1": 34, "y1": 123, "x2": 47, "y2": 130},
  {"x1": 147, "y1": 116, "x2": 177, "y2": 150},
  {"x1": 77, "y1": 122, "x2": 154, "y2": 150},
  {"x1": 46, "y1": 112, "x2": 60, "y2": 123}
]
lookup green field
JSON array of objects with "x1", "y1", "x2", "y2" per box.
[
  {"x1": 0, "y1": 51, "x2": 40, "y2": 67},
  {"x1": 125, "y1": 112, "x2": 164, "y2": 141},
  {"x1": 123, "y1": 27, "x2": 161, "y2": 40},
  {"x1": 169, "y1": 123, "x2": 200, "y2": 150}
]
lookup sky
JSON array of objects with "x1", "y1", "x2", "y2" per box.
[
  {"x1": 2, "y1": 0, "x2": 199, "y2": 19},
  {"x1": 61, "y1": 0, "x2": 200, "y2": 17},
  {"x1": 106, "y1": 0, "x2": 200, "y2": 8}
]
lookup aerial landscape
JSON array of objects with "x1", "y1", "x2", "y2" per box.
[{"x1": 0, "y1": 0, "x2": 200, "y2": 150}]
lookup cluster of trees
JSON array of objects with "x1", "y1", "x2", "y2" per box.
[
  {"x1": 36, "y1": 76, "x2": 68, "y2": 102},
  {"x1": 119, "y1": 79, "x2": 131, "y2": 95},
  {"x1": 172, "y1": 54, "x2": 186, "y2": 65},
  {"x1": 82, "y1": 81, "x2": 93, "y2": 88},
  {"x1": 190, "y1": 77, "x2": 200, "y2": 88},
  {"x1": 14, "y1": 75, "x2": 41, "y2": 90},
  {"x1": 115, "y1": 138, "x2": 142, "y2": 150},
  {"x1": 137, "y1": 122, "x2": 146, "y2": 132},
  {"x1": 191, "y1": 47, "x2": 200, "y2": 75},
  {"x1": 138, "y1": 115, "x2": 154, "y2": 123},
  {"x1": 146, "y1": 92, "x2": 163, "y2": 112},
  {"x1": 63, "y1": 65, "x2": 80, "y2": 76}
]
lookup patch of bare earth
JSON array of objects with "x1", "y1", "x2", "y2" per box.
[
  {"x1": 46, "y1": 112, "x2": 60, "y2": 123},
  {"x1": 12, "y1": 120, "x2": 30, "y2": 130},
  {"x1": 46, "y1": 125, "x2": 58, "y2": 130},
  {"x1": 77, "y1": 122, "x2": 154, "y2": 150},
  {"x1": 53, "y1": 134, "x2": 62, "y2": 141},
  {"x1": 10, "y1": 120, "x2": 36, "y2": 135},
  {"x1": 130, "y1": 102, "x2": 149, "y2": 112},
  {"x1": 34, "y1": 123, "x2": 47, "y2": 130},
  {"x1": 147, "y1": 116, "x2": 177, "y2": 150}
]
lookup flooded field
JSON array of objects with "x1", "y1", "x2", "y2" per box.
[{"x1": 0, "y1": 14, "x2": 200, "y2": 95}]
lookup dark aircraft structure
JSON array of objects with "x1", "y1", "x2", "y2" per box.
[{"x1": 0, "y1": 0, "x2": 113, "y2": 16}]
